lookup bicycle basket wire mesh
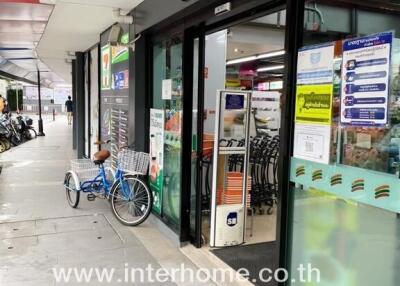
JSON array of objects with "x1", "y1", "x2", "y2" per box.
[
  {"x1": 118, "y1": 149, "x2": 150, "y2": 175},
  {"x1": 70, "y1": 159, "x2": 111, "y2": 181}
]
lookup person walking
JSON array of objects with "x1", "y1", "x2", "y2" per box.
[{"x1": 65, "y1": 96, "x2": 73, "y2": 125}]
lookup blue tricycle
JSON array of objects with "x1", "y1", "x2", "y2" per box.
[{"x1": 64, "y1": 143, "x2": 153, "y2": 226}]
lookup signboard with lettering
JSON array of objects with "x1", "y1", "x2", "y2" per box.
[{"x1": 341, "y1": 31, "x2": 392, "y2": 126}]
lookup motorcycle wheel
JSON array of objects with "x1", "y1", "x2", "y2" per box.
[
  {"x1": 4, "y1": 139, "x2": 11, "y2": 150},
  {"x1": 10, "y1": 135, "x2": 22, "y2": 146},
  {"x1": 29, "y1": 129, "x2": 37, "y2": 139},
  {"x1": 0, "y1": 139, "x2": 6, "y2": 153},
  {"x1": 23, "y1": 130, "x2": 33, "y2": 140}
]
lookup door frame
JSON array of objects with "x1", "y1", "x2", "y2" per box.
[
  {"x1": 185, "y1": 3, "x2": 290, "y2": 248},
  {"x1": 183, "y1": 24, "x2": 206, "y2": 247}
]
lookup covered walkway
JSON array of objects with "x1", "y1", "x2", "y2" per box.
[{"x1": 0, "y1": 117, "x2": 211, "y2": 286}]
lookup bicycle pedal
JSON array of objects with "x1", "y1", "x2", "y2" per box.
[{"x1": 87, "y1": 193, "x2": 96, "y2": 201}]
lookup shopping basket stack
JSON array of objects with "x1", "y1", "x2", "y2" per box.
[
  {"x1": 219, "y1": 172, "x2": 251, "y2": 207},
  {"x1": 202, "y1": 133, "x2": 214, "y2": 157}
]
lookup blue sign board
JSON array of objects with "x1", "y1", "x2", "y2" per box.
[
  {"x1": 341, "y1": 31, "x2": 393, "y2": 126},
  {"x1": 227, "y1": 212, "x2": 238, "y2": 227},
  {"x1": 225, "y1": 94, "x2": 244, "y2": 110}
]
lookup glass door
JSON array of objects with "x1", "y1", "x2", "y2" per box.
[
  {"x1": 189, "y1": 36, "x2": 201, "y2": 245},
  {"x1": 151, "y1": 35, "x2": 183, "y2": 232}
]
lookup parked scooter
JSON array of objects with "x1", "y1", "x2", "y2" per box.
[
  {"x1": 0, "y1": 112, "x2": 37, "y2": 152},
  {"x1": 1, "y1": 113, "x2": 22, "y2": 146},
  {"x1": 0, "y1": 119, "x2": 11, "y2": 153},
  {"x1": 16, "y1": 115, "x2": 37, "y2": 140}
]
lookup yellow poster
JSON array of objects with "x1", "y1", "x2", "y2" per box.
[{"x1": 295, "y1": 84, "x2": 333, "y2": 125}]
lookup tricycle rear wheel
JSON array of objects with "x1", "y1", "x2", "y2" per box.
[{"x1": 65, "y1": 172, "x2": 80, "y2": 208}]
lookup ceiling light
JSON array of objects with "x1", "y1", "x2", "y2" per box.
[
  {"x1": 226, "y1": 56, "x2": 257, "y2": 65},
  {"x1": 257, "y1": 50, "x2": 285, "y2": 59},
  {"x1": 257, "y1": 65, "x2": 285, "y2": 72},
  {"x1": 226, "y1": 49, "x2": 285, "y2": 65}
]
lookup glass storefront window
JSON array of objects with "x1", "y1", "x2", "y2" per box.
[
  {"x1": 152, "y1": 35, "x2": 183, "y2": 231},
  {"x1": 290, "y1": 1, "x2": 400, "y2": 285}
]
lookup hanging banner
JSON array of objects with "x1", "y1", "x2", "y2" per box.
[
  {"x1": 341, "y1": 31, "x2": 392, "y2": 126},
  {"x1": 101, "y1": 45, "x2": 111, "y2": 90},
  {"x1": 149, "y1": 109, "x2": 164, "y2": 215}
]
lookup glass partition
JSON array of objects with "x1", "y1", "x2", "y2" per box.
[
  {"x1": 290, "y1": 1, "x2": 400, "y2": 285},
  {"x1": 151, "y1": 35, "x2": 183, "y2": 231}
]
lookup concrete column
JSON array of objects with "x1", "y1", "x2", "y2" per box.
[
  {"x1": 72, "y1": 59, "x2": 77, "y2": 150},
  {"x1": 75, "y1": 52, "x2": 85, "y2": 158}
]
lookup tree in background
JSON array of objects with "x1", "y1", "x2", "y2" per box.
[{"x1": 6, "y1": 89, "x2": 23, "y2": 112}]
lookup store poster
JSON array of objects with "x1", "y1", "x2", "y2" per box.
[
  {"x1": 162, "y1": 79, "x2": 172, "y2": 100},
  {"x1": 111, "y1": 34, "x2": 129, "y2": 64},
  {"x1": 101, "y1": 45, "x2": 111, "y2": 90},
  {"x1": 341, "y1": 31, "x2": 393, "y2": 126},
  {"x1": 295, "y1": 84, "x2": 333, "y2": 125},
  {"x1": 294, "y1": 43, "x2": 335, "y2": 164},
  {"x1": 112, "y1": 70, "x2": 129, "y2": 90},
  {"x1": 297, "y1": 43, "x2": 335, "y2": 85},
  {"x1": 149, "y1": 109, "x2": 164, "y2": 215},
  {"x1": 293, "y1": 124, "x2": 332, "y2": 163}
]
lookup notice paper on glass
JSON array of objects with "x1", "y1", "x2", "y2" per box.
[
  {"x1": 297, "y1": 43, "x2": 335, "y2": 85},
  {"x1": 293, "y1": 124, "x2": 331, "y2": 164},
  {"x1": 341, "y1": 31, "x2": 392, "y2": 126},
  {"x1": 162, "y1": 79, "x2": 172, "y2": 100},
  {"x1": 295, "y1": 84, "x2": 333, "y2": 125}
]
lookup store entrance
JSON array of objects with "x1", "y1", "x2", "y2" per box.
[{"x1": 190, "y1": 9, "x2": 286, "y2": 282}]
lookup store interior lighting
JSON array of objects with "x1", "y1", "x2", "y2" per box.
[
  {"x1": 226, "y1": 50, "x2": 285, "y2": 65},
  {"x1": 257, "y1": 64, "x2": 285, "y2": 72},
  {"x1": 226, "y1": 55, "x2": 257, "y2": 65}
]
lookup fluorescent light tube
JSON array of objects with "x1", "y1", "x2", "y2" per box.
[
  {"x1": 257, "y1": 50, "x2": 285, "y2": 59},
  {"x1": 257, "y1": 65, "x2": 285, "y2": 72},
  {"x1": 226, "y1": 49, "x2": 285, "y2": 65},
  {"x1": 226, "y1": 56, "x2": 257, "y2": 65}
]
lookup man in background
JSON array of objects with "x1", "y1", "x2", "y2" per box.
[{"x1": 65, "y1": 96, "x2": 73, "y2": 125}]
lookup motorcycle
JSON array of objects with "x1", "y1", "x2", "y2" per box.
[
  {"x1": 1, "y1": 113, "x2": 22, "y2": 146},
  {"x1": 16, "y1": 115, "x2": 37, "y2": 140},
  {"x1": 0, "y1": 116, "x2": 11, "y2": 152}
]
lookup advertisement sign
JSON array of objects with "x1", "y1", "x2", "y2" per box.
[
  {"x1": 293, "y1": 124, "x2": 332, "y2": 164},
  {"x1": 111, "y1": 33, "x2": 129, "y2": 64},
  {"x1": 149, "y1": 109, "x2": 164, "y2": 215},
  {"x1": 111, "y1": 46, "x2": 129, "y2": 64},
  {"x1": 111, "y1": 46, "x2": 127, "y2": 66},
  {"x1": 295, "y1": 84, "x2": 333, "y2": 125},
  {"x1": 162, "y1": 79, "x2": 172, "y2": 100},
  {"x1": 294, "y1": 43, "x2": 335, "y2": 164},
  {"x1": 101, "y1": 45, "x2": 111, "y2": 90},
  {"x1": 112, "y1": 70, "x2": 129, "y2": 90},
  {"x1": 297, "y1": 44, "x2": 335, "y2": 85},
  {"x1": 225, "y1": 93, "x2": 244, "y2": 110},
  {"x1": 341, "y1": 31, "x2": 392, "y2": 126}
]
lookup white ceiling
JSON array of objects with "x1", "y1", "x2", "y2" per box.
[
  {"x1": 37, "y1": 0, "x2": 143, "y2": 84},
  {"x1": 0, "y1": 1, "x2": 59, "y2": 86}
]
